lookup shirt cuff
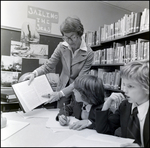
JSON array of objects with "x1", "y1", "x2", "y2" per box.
[
  {"x1": 87, "y1": 120, "x2": 92, "y2": 127},
  {"x1": 60, "y1": 90, "x2": 65, "y2": 97}
]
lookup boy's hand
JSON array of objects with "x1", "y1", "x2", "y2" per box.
[
  {"x1": 120, "y1": 143, "x2": 140, "y2": 147},
  {"x1": 69, "y1": 120, "x2": 90, "y2": 131},
  {"x1": 59, "y1": 115, "x2": 70, "y2": 126},
  {"x1": 102, "y1": 93, "x2": 125, "y2": 111},
  {"x1": 109, "y1": 93, "x2": 125, "y2": 109}
]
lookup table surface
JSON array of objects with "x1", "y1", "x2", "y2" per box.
[{"x1": 1, "y1": 109, "x2": 133, "y2": 147}]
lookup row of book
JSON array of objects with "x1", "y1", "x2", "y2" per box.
[
  {"x1": 90, "y1": 69, "x2": 121, "y2": 90},
  {"x1": 92, "y1": 38, "x2": 149, "y2": 65},
  {"x1": 84, "y1": 29, "x2": 101, "y2": 46},
  {"x1": 85, "y1": 8, "x2": 149, "y2": 46},
  {"x1": 1, "y1": 87, "x2": 18, "y2": 103}
]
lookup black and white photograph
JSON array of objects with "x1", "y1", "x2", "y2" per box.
[{"x1": 1, "y1": 1, "x2": 149, "y2": 147}]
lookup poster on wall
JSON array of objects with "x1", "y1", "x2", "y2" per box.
[
  {"x1": 27, "y1": 5, "x2": 59, "y2": 34},
  {"x1": 10, "y1": 40, "x2": 48, "y2": 59},
  {"x1": 1, "y1": 71, "x2": 21, "y2": 87},
  {"x1": 1, "y1": 55, "x2": 22, "y2": 72}
]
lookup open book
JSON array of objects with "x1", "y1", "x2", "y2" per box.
[{"x1": 12, "y1": 75, "x2": 53, "y2": 113}]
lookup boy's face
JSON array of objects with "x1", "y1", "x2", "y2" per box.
[{"x1": 122, "y1": 78, "x2": 149, "y2": 105}]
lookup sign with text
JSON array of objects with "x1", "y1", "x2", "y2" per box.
[{"x1": 27, "y1": 6, "x2": 59, "y2": 33}]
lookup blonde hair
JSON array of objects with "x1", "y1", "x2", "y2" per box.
[{"x1": 120, "y1": 60, "x2": 149, "y2": 94}]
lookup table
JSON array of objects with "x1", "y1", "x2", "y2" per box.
[{"x1": 1, "y1": 109, "x2": 134, "y2": 147}]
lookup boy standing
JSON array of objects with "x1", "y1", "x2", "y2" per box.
[{"x1": 95, "y1": 60, "x2": 149, "y2": 147}]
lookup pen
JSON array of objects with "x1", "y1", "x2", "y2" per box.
[{"x1": 63, "y1": 103, "x2": 67, "y2": 120}]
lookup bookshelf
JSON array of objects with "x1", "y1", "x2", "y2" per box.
[
  {"x1": 88, "y1": 8, "x2": 149, "y2": 96},
  {"x1": 91, "y1": 30, "x2": 149, "y2": 51}
]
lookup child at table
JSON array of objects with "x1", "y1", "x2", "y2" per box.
[
  {"x1": 95, "y1": 60, "x2": 149, "y2": 147},
  {"x1": 56, "y1": 74, "x2": 125, "y2": 131}
]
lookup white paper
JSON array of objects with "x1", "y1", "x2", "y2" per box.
[
  {"x1": 86, "y1": 133, "x2": 134, "y2": 146},
  {"x1": 46, "y1": 115, "x2": 80, "y2": 132},
  {"x1": 17, "y1": 108, "x2": 59, "y2": 119},
  {"x1": 1, "y1": 120, "x2": 30, "y2": 141},
  {"x1": 12, "y1": 75, "x2": 53, "y2": 112},
  {"x1": 55, "y1": 133, "x2": 134, "y2": 147},
  {"x1": 54, "y1": 134, "x2": 110, "y2": 147}
]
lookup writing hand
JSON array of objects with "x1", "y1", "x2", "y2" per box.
[{"x1": 59, "y1": 115, "x2": 70, "y2": 126}]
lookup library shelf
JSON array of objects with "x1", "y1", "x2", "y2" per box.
[
  {"x1": 91, "y1": 63, "x2": 124, "y2": 68},
  {"x1": 91, "y1": 30, "x2": 149, "y2": 50},
  {"x1": 90, "y1": 29, "x2": 149, "y2": 94},
  {"x1": 104, "y1": 87, "x2": 124, "y2": 93}
]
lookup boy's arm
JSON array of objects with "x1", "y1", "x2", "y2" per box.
[
  {"x1": 95, "y1": 93, "x2": 125, "y2": 134},
  {"x1": 88, "y1": 93, "x2": 125, "y2": 130},
  {"x1": 95, "y1": 106, "x2": 120, "y2": 135}
]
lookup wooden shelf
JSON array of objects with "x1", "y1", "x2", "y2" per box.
[
  {"x1": 104, "y1": 87, "x2": 124, "y2": 93},
  {"x1": 91, "y1": 63, "x2": 124, "y2": 67},
  {"x1": 90, "y1": 30, "x2": 149, "y2": 49}
]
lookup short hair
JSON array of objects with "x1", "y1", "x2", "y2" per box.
[
  {"x1": 60, "y1": 16, "x2": 84, "y2": 37},
  {"x1": 120, "y1": 60, "x2": 149, "y2": 94},
  {"x1": 74, "y1": 75, "x2": 105, "y2": 105}
]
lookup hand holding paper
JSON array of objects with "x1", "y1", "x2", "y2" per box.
[{"x1": 20, "y1": 72, "x2": 35, "y2": 85}]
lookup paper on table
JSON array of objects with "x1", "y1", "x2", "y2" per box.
[
  {"x1": 17, "y1": 108, "x2": 59, "y2": 119},
  {"x1": 86, "y1": 133, "x2": 134, "y2": 146},
  {"x1": 1, "y1": 120, "x2": 30, "y2": 141},
  {"x1": 54, "y1": 134, "x2": 110, "y2": 147},
  {"x1": 54, "y1": 133, "x2": 134, "y2": 147},
  {"x1": 46, "y1": 116, "x2": 79, "y2": 132}
]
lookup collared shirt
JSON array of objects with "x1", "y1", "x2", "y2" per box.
[
  {"x1": 62, "y1": 35, "x2": 87, "y2": 58},
  {"x1": 81, "y1": 104, "x2": 92, "y2": 120},
  {"x1": 131, "y1": 100, "x2": 149, "y2": 147}
]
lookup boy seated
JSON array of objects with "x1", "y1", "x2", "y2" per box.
[
  {"x1": 95, "y1": 60, "x2": 149, "y2": 147},
  {"x1": 56, "y1": 74, "x2": 105, "y2": 130},
  {"x1": 56, "y1": 74, "x2": 125, "y2": 131}
]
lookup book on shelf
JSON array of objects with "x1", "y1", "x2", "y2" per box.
[
  {"x1": 140, "y1": 8, "x2": 149, "y2": 32},
  {"x1": 113, "y1": 69, "x2": 121, "y2": 90},
  {"x1": 1, "y1": 87, "x2": 16, "y2": 99},
  {"x1": 12, "y1": 75, "x2": 53, "y2": 113},
  {"x1": 137, "y1": 38, "x2": 149, "y2": 60},
  {"x1": 133, "y1": 12, "x2": 142, "y2": 33},
  {"x1": 130, "y1": 40, "x2": 138, "y2": 62},
  {"x1": 98, "y1": 68, "x2": 106, "y2": 80},
  {"x1": 1, "y1": 98, "x2": 18, "y2": 103},
  {"x1": 124, "y1": 41, "x2": 131, "y2": 64}
]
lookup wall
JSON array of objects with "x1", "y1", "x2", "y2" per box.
[{"x1": 1, "y1": 1, "x2": 131, "y2": 36}]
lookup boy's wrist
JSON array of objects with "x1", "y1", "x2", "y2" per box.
[
  {"x1": 86, "y1": 119, "x2": 92, "y2": 127},
  {"x1": 102, "y1": 99, "x2": 112, "y2": 111},
  {"x1": 60, "y1": 90, "x2": 65, "y2": 98}
]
